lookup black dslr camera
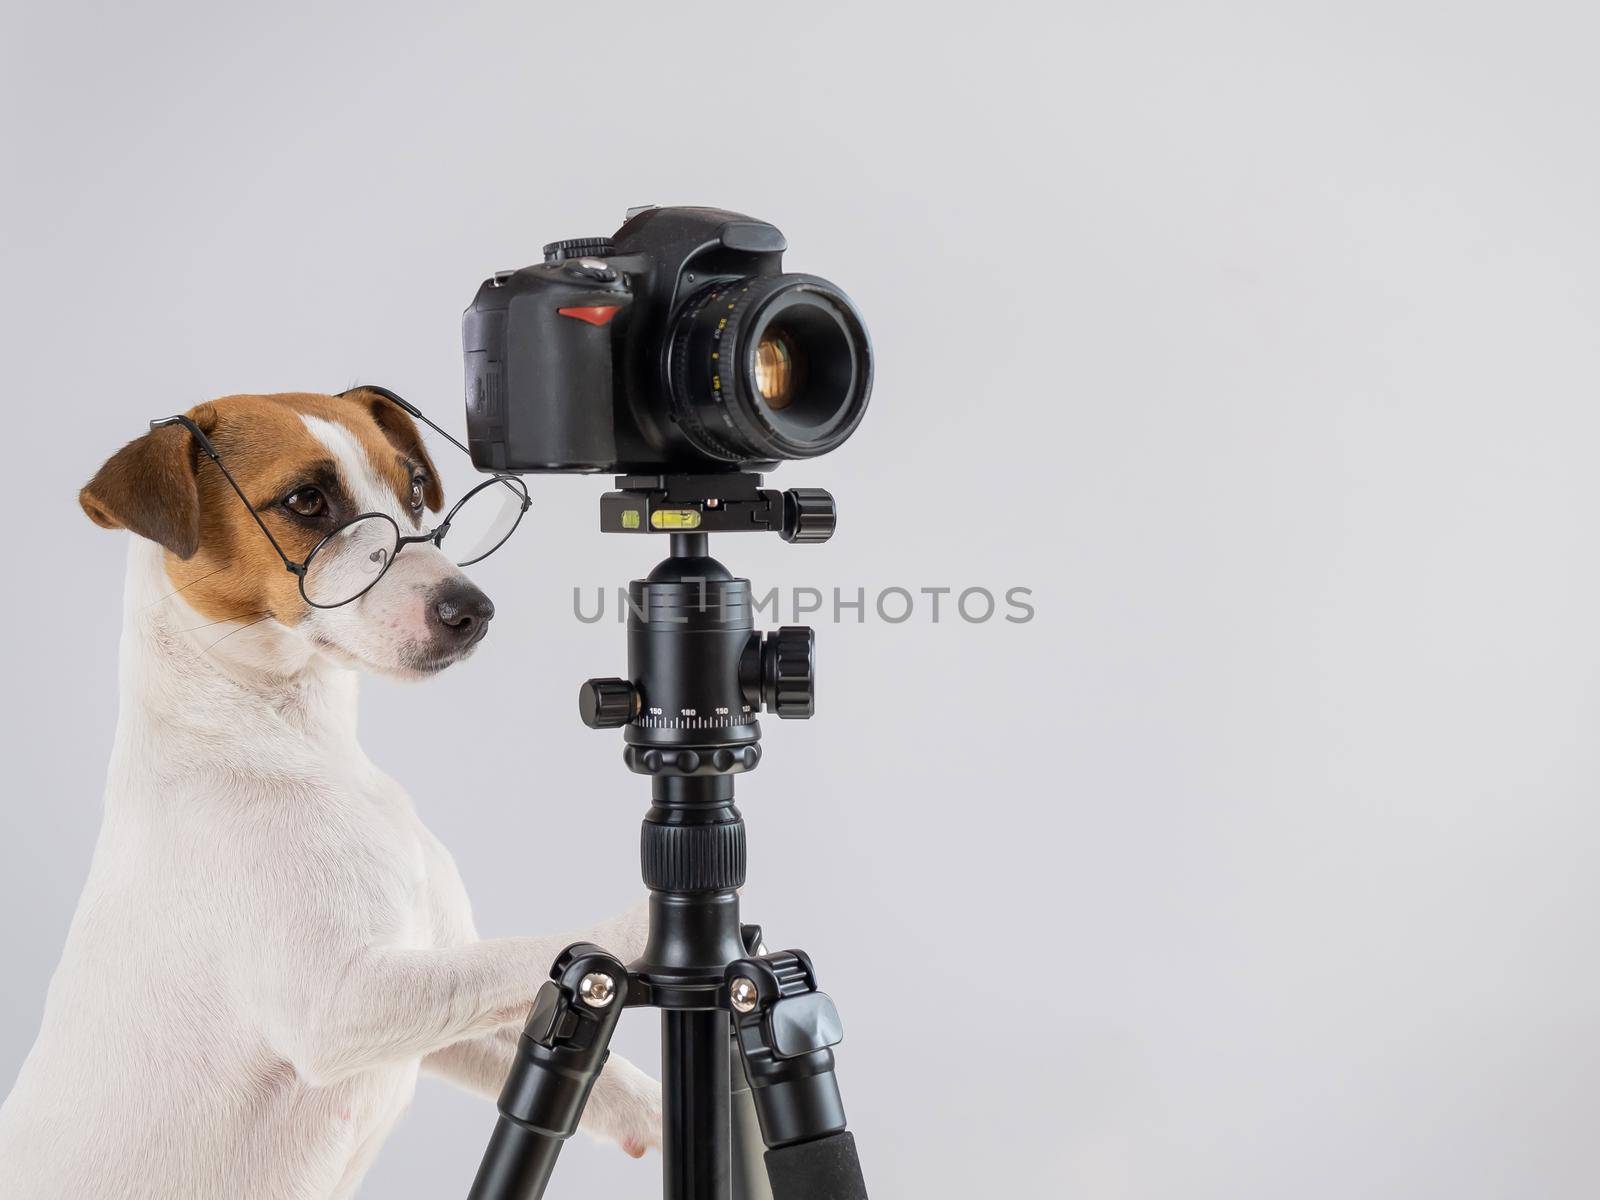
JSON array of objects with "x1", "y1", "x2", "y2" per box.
[{"x1": 462, "y1": 206, "x2": 872, "y2": 475}]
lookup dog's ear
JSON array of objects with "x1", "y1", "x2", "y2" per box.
[
  {"x1": 79, "y1": 408, "x2": 215, "y2": 559},
  {"x1": 357, "y1": 389, "x2": 445, "y2": 512}
]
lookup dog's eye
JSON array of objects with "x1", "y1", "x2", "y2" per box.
[
  {"x1": 409, "y1": 477, "x2": 426, "y2": 511},
  {"x1": 284, "y1": 488, "x2": 326, "y2": 518}
]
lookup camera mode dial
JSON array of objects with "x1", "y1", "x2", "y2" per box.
[{"x1": 543, "y1": 237, "x2": 616, "y2": 264}]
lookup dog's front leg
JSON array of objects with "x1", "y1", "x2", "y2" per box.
[
  {"x1": 267, "y1": 935, "x2": 583, "y2": 1087},
  {"x1": 425, "y1": 1030, "x2": 663, "y2": 1158},
  {"x1": 421, "y1": 900, "x2": 660, "y2": 1155},
  {"x1": 267, "y1": 902, "x2": 653, "y2": 1088}
]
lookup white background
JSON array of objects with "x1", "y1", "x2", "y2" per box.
[{"x1": 4, "y1": 2, "x2": 1597, "y2": 1196}]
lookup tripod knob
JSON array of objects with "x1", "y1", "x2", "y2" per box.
[
  {"x1": 579, "y1": 678, "x2": 638, "y2": 729},
  {"x1": 780, "y1": 489, "x2": 836, "y2": 543},
  {"x1": 760, "y1": 627, "x2": 815, "y2": 719}
]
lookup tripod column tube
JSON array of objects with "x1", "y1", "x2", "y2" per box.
[
  {"x1": 662, "y1": 1009, "x2": 733, "y2": 1200},
  {"x1": 639, "y1": 774, "x2": 746, "y2": 1200}
]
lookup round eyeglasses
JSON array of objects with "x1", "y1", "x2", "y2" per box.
[
  {"x1": 151, "y1": 396, "x2": 533, "y2": 610},
  {"x1": 299, "y1": 475, "x2": 530, "y2": 608}
]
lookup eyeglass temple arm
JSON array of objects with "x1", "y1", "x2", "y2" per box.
[
  {"x1": 149, "y1": 416, "x2": 305, "y2": 575},
  {"x1": 362, "y1": 387, "x2": 475, "y2": 458},
  {"x1": 347, "y1": 387, "x2": 528, "y2": 507}
]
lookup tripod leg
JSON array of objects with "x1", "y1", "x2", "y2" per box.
[
  {"x1": 730, "y1": 925, "x2": 774, "y2": 1200},
  {"x1": 467, "y1": 945, "x2": 629, "y2": 1200},
  {"x1": 725, "y1": 951, "x2": 869, "y2": 1200},
  {"x1": 730, "y1": 1025, "x2": 776, "y2": 1200}
]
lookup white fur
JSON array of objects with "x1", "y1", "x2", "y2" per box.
[{"x1": 0, "y1": 422, "x2": 661, "y2": 1199}]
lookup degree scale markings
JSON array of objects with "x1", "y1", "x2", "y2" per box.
[{"x1": 635, "y1": 707, "x2": 756, "y2": 731}]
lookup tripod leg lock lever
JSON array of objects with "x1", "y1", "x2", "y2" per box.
[
  {"x1": 725, "y1": 951, "x2": 869, "y2": 1200},
  {"x1": 498, "y1": 945, "x2": 630, "y2": 1137},
  {"x1": 467, "y1": 945, "x2": 631, "y2": 1200},
  {"x1": 725, "y1": 951, "x2": 847, "y2": 1147}
]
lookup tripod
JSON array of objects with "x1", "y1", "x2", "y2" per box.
[{"x1": 466, "y1": 473, "x2": 870, "y2": 1200}]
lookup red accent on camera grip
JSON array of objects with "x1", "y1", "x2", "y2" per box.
[{"x1": 557, "y1": 305, "x2": 621, "y2": 327}]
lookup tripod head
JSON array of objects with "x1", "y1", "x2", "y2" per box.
[{"x1": 580, "y1": 472, "x2": 831, "y2": 761}]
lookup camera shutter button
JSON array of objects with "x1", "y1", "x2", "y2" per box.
[{"x1": 565, "y1": 259, "x2": 619, "y2": 282}]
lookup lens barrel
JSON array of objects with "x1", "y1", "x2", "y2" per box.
[{"x1": 668, "y1": 273, "x2": 872, "y2": 464}]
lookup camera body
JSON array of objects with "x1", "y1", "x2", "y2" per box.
[{"x1": 463, "y1": 206, "x2": 872, "y2": 475}]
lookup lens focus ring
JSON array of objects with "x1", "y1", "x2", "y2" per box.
[{"x1": 667, "y1": 281, "x2": 754, "y2": 463}]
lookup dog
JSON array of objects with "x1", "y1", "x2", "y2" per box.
[{"x1": 0, "y1": 389, "x2": 661, "y2": 1199}]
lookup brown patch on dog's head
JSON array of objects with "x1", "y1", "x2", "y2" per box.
[
  {"x1": 351, "y1": 387, "x2": 446, "y2": 512},
  {"x1": 80, "y1": 391, "x2": 445, "y2": 629}
]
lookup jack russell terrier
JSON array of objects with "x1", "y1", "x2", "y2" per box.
[{"x1": 0, "y1": 388, "x2": 661, "y2": 1198}]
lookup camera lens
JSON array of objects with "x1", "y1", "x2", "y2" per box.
[{"x1": 669, "y1": 273, "x2": 872, "y2": 463}]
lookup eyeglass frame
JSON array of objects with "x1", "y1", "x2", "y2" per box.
[{"x1": 150, "y1": 386, "x2": 531, "y2": 610}]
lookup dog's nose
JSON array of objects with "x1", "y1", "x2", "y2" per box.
[{"x1": 432, "y1": 581, "x2": 495, "y2": 640}]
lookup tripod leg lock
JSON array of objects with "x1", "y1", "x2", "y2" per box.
[
  {"x1": 499, "y1": 944, "x2": 629, "y2": 1137},
  {"x1": 725, "y1": 950, "x2": 847, "y2": 1148},
  {"x1": 726, "y1": 951, "x2": 868, "y2": 1200},
  {"x1": 467, "y1": 944, "x2": 629, "y2": 1200}
]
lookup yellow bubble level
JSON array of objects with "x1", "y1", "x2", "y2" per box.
[{"x1": 649, "y1": 508, "x2": 703, "y2": 530}]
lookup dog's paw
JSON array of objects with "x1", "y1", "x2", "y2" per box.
[{"x1": 582, "y1": 1054, "x2": 662, "y2": 1158}]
